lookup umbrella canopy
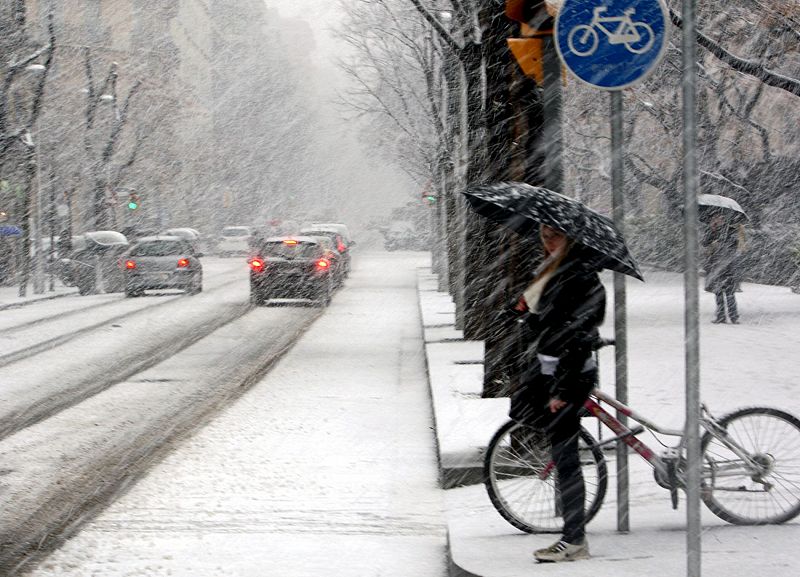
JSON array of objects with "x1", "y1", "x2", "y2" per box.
[
  {"x1": 697, "y1": 194, "x2": 748, "y2": 224},
  {"x1": 463, "y1": 181, "x2": 644, "y2": 281}
]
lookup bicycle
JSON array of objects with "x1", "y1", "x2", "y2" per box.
[
  {"x1": 484, "y1": 339, "x2": 800, "y2": 533},
  {"x1": 567, "y1": 7, "x2": 655, "y2": 57}
]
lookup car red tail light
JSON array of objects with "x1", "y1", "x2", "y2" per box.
[
  {"x1": 315, "y1": 258, "x2": 330, "y2": 270},
  {"x1": 337, "y1": 240, "x2": 346, "y2": 252},
  {"x1": 249, "y1": 257, "x2": 265, "y2": 272},
  {"x1": 177, "y1": 258, "x2": 190, "y2": 268},
  {"x1": 125, "y1": 259, "x2": 136, "y2": 270}
]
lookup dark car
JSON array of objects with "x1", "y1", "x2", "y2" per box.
[
  {"x1": 305, "y1": 234, "x2": 346, "y2": 288},
  {"x1": 123, "y1": 236, "x2": 203, "y2": 297},
  {"x1": 299, "y1": 227, "x2": 353, "y2": 276},
  {"x1": 56, "y1": 230, "x2": 129, "y2": 295},
  {"x1": 248, "y1": 236, "x2": 335, "y2": 306}
]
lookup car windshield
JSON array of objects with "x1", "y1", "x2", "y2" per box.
[
  {"x1": 222, "y1": 228, "x2": 249, "y2": 237},
  {"x1": 131, "y1": 241, "x2": 187, "y2": 257},
  {"x1": 261, "y1": 241, "x2": 319, "y2": 259}
]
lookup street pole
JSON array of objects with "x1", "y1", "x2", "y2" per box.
[
  {"x1": 610, "y1": 91, "x2": 630, "y2": 533},
  {"x1": 682, "y1": 0, "x2": 702, "y2": 575},
  {"x1": 33, "y1": 118, "x2": 45, "y2": 294}
]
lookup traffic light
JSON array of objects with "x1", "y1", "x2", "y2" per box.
[
  {"x1": 422, "y1": 193, "x2": 437, "y2": 205},
  {"x1": 505, "y1": 1, "x2": 558, "y2": 86},
  {"x1": 127, "y1": 193, "x2": 140, "y2": 210},
  {"x1": 505, "y1": 0, "x2": 559, "y2": 24}
]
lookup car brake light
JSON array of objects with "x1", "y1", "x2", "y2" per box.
[
  {"x1": 177, "y1": 258, "x2": 190, "y2": 268},
  {"x1": 283, "y1": 239, "x2": 298, "y2": 245},
  {"x1": 337, "y1": 241, "x2": 346, "y2": 252},
  {"x1": 249, "y1": 257, "x2": 265, "y2": 272},
  {"x1": 316, "y1": 258, "x2": 330, "y2": 270},
  {"x1": 125, "y1": 260, "x2": 136, "y2": 270}
]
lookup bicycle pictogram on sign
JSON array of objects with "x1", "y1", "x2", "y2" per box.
[
  {"x1": 567, "y1": 7, "x2": 655, "y2": 56},
  {"x1": 555, "y1": 0, "x2": 669, "y2": 90}
]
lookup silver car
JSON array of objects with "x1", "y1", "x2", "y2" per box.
[{"x1": 123, "y1": 236, "x2": 203, "y2": 297}]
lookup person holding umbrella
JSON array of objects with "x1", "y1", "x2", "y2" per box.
[
  {"x1": 463, "y1": 182, "x2": 643, "y2": 563},
  {"x1": 510, "y1": 224, "x2": 605, "y2": 562},
  {"x1": 702, "y1": 210, "x2": 743, "y2": 324}
]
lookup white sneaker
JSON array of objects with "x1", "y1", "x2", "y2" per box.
[{"x1": 534, "y1": 539, "x2": 590, "y2": 562}]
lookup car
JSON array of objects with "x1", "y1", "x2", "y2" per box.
[
  {"x1": 307, "y1": 222, "x2": 351, "y2": 241},
  {"x1": 383, "y1": 220, "x2": 428, "y2": 251},
  {"x1": 217, "y1": 226, "x2": 252, "y2": 257},
  {"x1": 305, "y1": 234, "x2": 346, "y2": 288},
  {"x1": 162, "y1": 227, "x2": 203, "y2": 254},
  {"x1": 123, "y1": 236, "x2": 203, "y2": 297},
  {"x1": 56, "y1": 230, "x2": 130, "y2": 294},
  {"x1": 248, "y1": 236, "x2": 335, "y2": 306},
  {"x1": 300, "y1": 224, "x2": 354, "y2": 276}
]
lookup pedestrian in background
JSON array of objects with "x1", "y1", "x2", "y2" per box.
[
  {"x1": 510, "y1": 224, "x2": 606, "y2": 563},
  {"x1": 703, "y1": 213, "x2": 741, "y2": 324}
]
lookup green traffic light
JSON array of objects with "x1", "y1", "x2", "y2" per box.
[{"x1": 127, "y1": 201, "x2": 138, "y2": 210}]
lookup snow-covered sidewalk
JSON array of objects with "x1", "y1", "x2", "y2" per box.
[
  {"x1": 420, "y1": 267, "x2": 800, "y2": 577},
  {"x1": 0, "y1": 281, "x2": 76, "y2": 310}
]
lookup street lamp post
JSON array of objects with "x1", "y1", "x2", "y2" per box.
[{"x1": 26, "y1": 63, "x2": 47, "y2": 294}]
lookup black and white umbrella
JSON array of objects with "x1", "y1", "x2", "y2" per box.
[
  {"x1": 463, "y1": 181, "x2": 644, "y2": 281},
  {"x1": 697, "y1": 194, "x2": 748, "y2": 224}
]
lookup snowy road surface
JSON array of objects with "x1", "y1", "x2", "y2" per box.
[{"x1": 8, "y1": 252, "x2": 447, "y2": 576}]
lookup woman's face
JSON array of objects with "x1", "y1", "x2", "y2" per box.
[{"x1": 541, "y1": 225, "x2": 568, "y2": 256}]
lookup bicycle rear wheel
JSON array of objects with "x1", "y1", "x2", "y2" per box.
[
  {"x1": 701, "y1": 407, "x2": 800, "y2": 524},
  {"x1": 484, "y1": 420, "x2": 607, "y2": 533}
]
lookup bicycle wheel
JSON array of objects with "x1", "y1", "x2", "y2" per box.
[
  {"x1": 567, "y1": 25, "x2": 598, "y2": 57},
  {"x1": 625, "y1": 22, "x2": 655, "y2": 54},
  {"x1": 484, "y1": 420, "x2": 607, "y2": 533},
  {"x1": 701, "y1": 407, "x2": 800, "y2": 524}
]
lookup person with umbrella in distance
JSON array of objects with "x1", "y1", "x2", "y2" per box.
[
  {"x1": 698, "y1": 194, "x2": 748, "y2": 324},
  {"x1": 463, "y1": 182, "x2": 643, "y2": 563}
]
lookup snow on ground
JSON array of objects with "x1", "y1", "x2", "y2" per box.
[{"x1": 431, "y1": 268, "x2": 800, "y2": 577}]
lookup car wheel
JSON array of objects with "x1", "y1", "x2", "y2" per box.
[
  {"x1": 77, "y1": 282, "x2": 94, "y2": 295},
  {"x1": 316, "y1": 281, "x2": 332, "y2": 307},
  {"x1": 125, "y1": 286, "x2": 139, "y2": 298},
  {"x1": 250, "y1": 287, "x2": 267, "y2": 306},
  {"x1": 188, "y1": 273, "x2": 203, "y2": 295}
]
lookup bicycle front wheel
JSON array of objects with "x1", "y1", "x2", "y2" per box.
[
  {"x1": 701, "y1": 407, "x2": 800, "y2": 524},
  {"x1": 484, "y1": 420, "x2": 607, "y2": 533}
]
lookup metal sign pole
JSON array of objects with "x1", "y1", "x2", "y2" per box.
[
  {"x1": 610, "y1": 91, "x2": 629, "y2": 533},
  {"x1": 555, "y1": 0, "x2": 670, "y2": 538},
  {"x1": 682, "y1": 0, "x2": 702, "y2": 574}
]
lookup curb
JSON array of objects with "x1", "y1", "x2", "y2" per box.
[{"x1": 0, "y1": 290, "x2": 77, "y2": 311}]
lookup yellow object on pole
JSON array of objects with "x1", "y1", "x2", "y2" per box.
[{"x1": 507, "y1": 37, "x2": 546, "y2": 84}]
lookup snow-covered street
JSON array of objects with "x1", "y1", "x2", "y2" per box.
[{"x1": 3, "y1": 252, "x2": 447, "y2": 576}]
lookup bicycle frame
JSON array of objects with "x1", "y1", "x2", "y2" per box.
[
  {"x1": 591, "y1": 7, "x2": 640, "y2": 44},
  {"x1": 583, "y1": 389, "x2": 768, "y2": 486},
  {"x1": 583, "y1": 388, "x2": 683, "y2": 481}
]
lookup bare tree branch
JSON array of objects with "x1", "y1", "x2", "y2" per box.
[{"x1": 669, "y1": 7, "x2": 800, "y2": 98}]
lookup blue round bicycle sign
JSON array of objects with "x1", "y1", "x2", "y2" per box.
[{"x1": 555, "y1": 0, "x2": 670, "y2": 90}]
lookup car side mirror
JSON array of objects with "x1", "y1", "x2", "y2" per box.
[
  {"x1": 196, "y1": 252, "x2": 204, "y2": 258},
  {"x1": 349, "y1": 240, "x2": 356, "y2": 247}
]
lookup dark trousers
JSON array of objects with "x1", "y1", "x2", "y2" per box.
[
  {"x1": 515, "y1": 368, "x2": 596, "y2": 543},
  {"x1": 547, "y1": 406, "x2": 586, "y2": 543},
  {"x1": 715, "y1": 285, "x2": 738, "y2": 321}
]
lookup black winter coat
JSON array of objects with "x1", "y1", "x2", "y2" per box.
[{"x1": 520, "y1": 248, "x2": 606, "y2": 405}]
